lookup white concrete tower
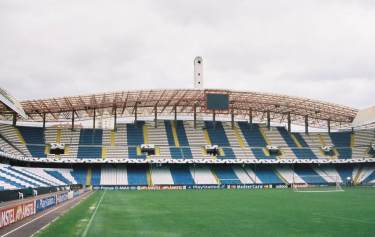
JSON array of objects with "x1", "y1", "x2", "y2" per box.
[{"x1": 194, "y1": 56, "x2": 203, "y2": 89}]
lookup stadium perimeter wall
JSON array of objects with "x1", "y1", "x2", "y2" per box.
[{"x1": 0, "y1": 188, "x2": 90, "y2": 230}]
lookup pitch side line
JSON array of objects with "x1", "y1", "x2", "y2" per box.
[
  {"x1": 81, "y1": 191, "x2": 106, "y2": 237},
  {"x1": 0, "y1": 191, "x2": 92, "y2": 237}
]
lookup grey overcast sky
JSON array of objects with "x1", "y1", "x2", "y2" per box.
[{"x1": 0, "y1": 0, "x2": 374, "y2": 109}]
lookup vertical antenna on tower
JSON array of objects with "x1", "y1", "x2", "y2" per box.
[{"x1": 194, "y1": 56, "x2": 203, "y2": 89}]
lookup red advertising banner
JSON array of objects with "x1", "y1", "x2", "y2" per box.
[{"x1": 0, "y1": 201, "x2": 35, "y2": 229}]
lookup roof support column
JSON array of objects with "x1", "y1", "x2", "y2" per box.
[
  {"x1": 134, "y1": 103, "x2": 138, "y2": 122},
  {"x1": 267, "y1": 111, "x2": 271, "y2": 130},
  {"x1": 174, "y1": 105, "x2": 177, "y2": 122},
  {"x1": 113, "y1": 107, "x2": 117, "y2": 131},
  {"x1": 42, "y1": 113, "x2": 46, "y2": 129},
  {"x1": 93, "y1": 108, "x2": 96, "y2": 129},
  {"x1": 193, "y1": 104, "x2": 197, "y2": 129},
  {"x1": 12, "y1": 113, "x2": 17, "y2": 127},
  {"x1": 154, "y1": 105, "x2": 157, "y2": 128},
  {"x1": 213, "y1": 110, "x2": 216, "y2": 124},
  {"x1": 287, "y1": 112, "x2": 291, "y2": 133},
  {"x1": 71, "y1": 110, "x2": 75, "y2": 131},
  {"x1": 327, "y1": 119, "x2": 331, "y2": 134},
  {"x1": 305, "y1": 115, "x2": 309, "y2": 134},
  {"x1": 249, "y1": 108, "x2": 253, "y2": 125},
  {"x1": 231, "y1": 109, "x2": 235, "y2": 129}
]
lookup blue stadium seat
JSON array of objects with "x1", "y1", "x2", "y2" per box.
[
  {"x1": 254, "y1": 167, "x2": 283, "y2": 184},
  {"x1": 77, "y1": 129, "x2": 103, "y2": 159},
  {"x1": 71, "y1": 169, "x2": 87, "y2": 185},
  {"x1": 336, "y1": 148, "x2": 352, "y2": 159},
  {"x1": 292, "y1": 148, "x2": 317, "y2": 159},
  {"x1": 330, "y1": 132, "x2": 351, "y2": 147},
  {"x1": 17, "y1": 126, "x2": 47, "y2": 158},
  {"x1": 91, "y1": 168, "x2": 101, "y2": 186},
  {"x1": 46, "y1": 170, "x2": 72, "y2": 185},
  {"x1": 213, "y1": 166, "x2": 241, "y2": 184},
  {"x1": 204, "y1": 121, "x2": 230, "y2": 146},
  {"x1": 292, "y1": 133, "x2": 309, "y2": 147},
  {"x1": 251, "y1": 148, "x2": 276, "y2": 159},
  {"x1": 170, "y1": 166, "x2": 194, "y2": 185},
  {"x1": 294, "y1": 167, "x2": 326, "y2": 184},
  {"x1": 128, "y1": 146, "x2": 146, "y2": 159},
  {"x1": 127, "y1": 166, "x2": 148, "y2": 185},
  {"x1": 336, "y1": 166, "x2": 353, "y2": 182},
  {"x1": 127, "y1": 121, "x2": 145, "y2": 145},
  {"x1": 277, "y1": 127, "x2": 296, "y2": 147},
  {"x1": 238, "y1": 122, "x2": 267, "y2": 147}
]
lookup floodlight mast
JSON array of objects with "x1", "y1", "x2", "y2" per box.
[{"x1": 194, "y1": 56, "x2": 203, "y2": 89}]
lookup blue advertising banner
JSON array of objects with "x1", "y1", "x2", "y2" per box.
[
  {"x1": 35, "y1": 196, "x2": 56, "y2": 213},
  {"x1": 56, "y1": 192, "x2": 68, "y2": 204}
]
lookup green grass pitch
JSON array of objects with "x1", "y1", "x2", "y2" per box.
[{"x1": 36, "y1": 188, "x2": 375, "y2": 237}]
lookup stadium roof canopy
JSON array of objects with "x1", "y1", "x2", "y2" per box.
[
  {"x1": 352, "y1": 106, "x2": 375, "y2": 128},
  {"x1": 0, "y1": 87, "x2": 27, "y2": 119},
  {"x1": 0, "y1": 89, "x2": 358, "y2": 129}
]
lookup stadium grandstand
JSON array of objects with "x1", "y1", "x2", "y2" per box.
[
  {"x1": 1, "y1": 85, "x2": 375, "y2": 190},
  {"x1": 1, "y1": 60, "x2": 375, "y2": 237},
  {"x1": 1, "y1": 76, "x2": 375, "y2": 236}
]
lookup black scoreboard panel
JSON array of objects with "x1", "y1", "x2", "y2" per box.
[{"x1": 206, "y1": 94, "x2": 229, "y2": 110}]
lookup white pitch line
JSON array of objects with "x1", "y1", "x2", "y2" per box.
[
  {"x1": 81, "y1": 191, "x2": 106, "y2": 237},
  {"x1": 0, "y1": 192, "x2": 92, "y2": 237}
]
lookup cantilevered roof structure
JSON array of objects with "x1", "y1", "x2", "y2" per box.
[
  {"x1": 0, "y1": 89, "x2": 358, "y2": 129},
  {"x1": 0, "y1": 87, "x2": 27, "y2": 118}
]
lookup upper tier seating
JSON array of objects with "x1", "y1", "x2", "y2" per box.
[
  {"x1": 292, "y1": 148, "x2": 317, "y2": 159},
  {"x1": 164, "y1": 120, "x2": 193, "y2": 159},
  {"x1": 1, "y1": 122, "x2": 375, "y2": 160},
  {"x1": 238, "y1": 123, "x2": 267, "y2": 147},
  {"x1": 77, "y1": 129, "x2": 103, "y2": 158},
  {"x1": 17, "y1": 126, "x2": 46, "y2": 158},
  {"x1": 330, "y1": 132, "x2": 351, "y2": 147},
  {"x1": 292, "y1": 133, "x2": 309, "y2": 147}
]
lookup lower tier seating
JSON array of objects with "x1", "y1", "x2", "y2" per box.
[{"x1": 0, "y1": 164, "x2": 374, "y2": 190}]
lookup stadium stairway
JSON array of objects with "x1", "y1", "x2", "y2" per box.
[
  {"x1": 145, "y1": 121, "x2": 169, "y2": 158},
  {"x1": 264, "y1": 127, "x2": 297, "y2": 159},
  {"x1": 184, "y1": 120, "x2": 212, "y2": 159}
]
